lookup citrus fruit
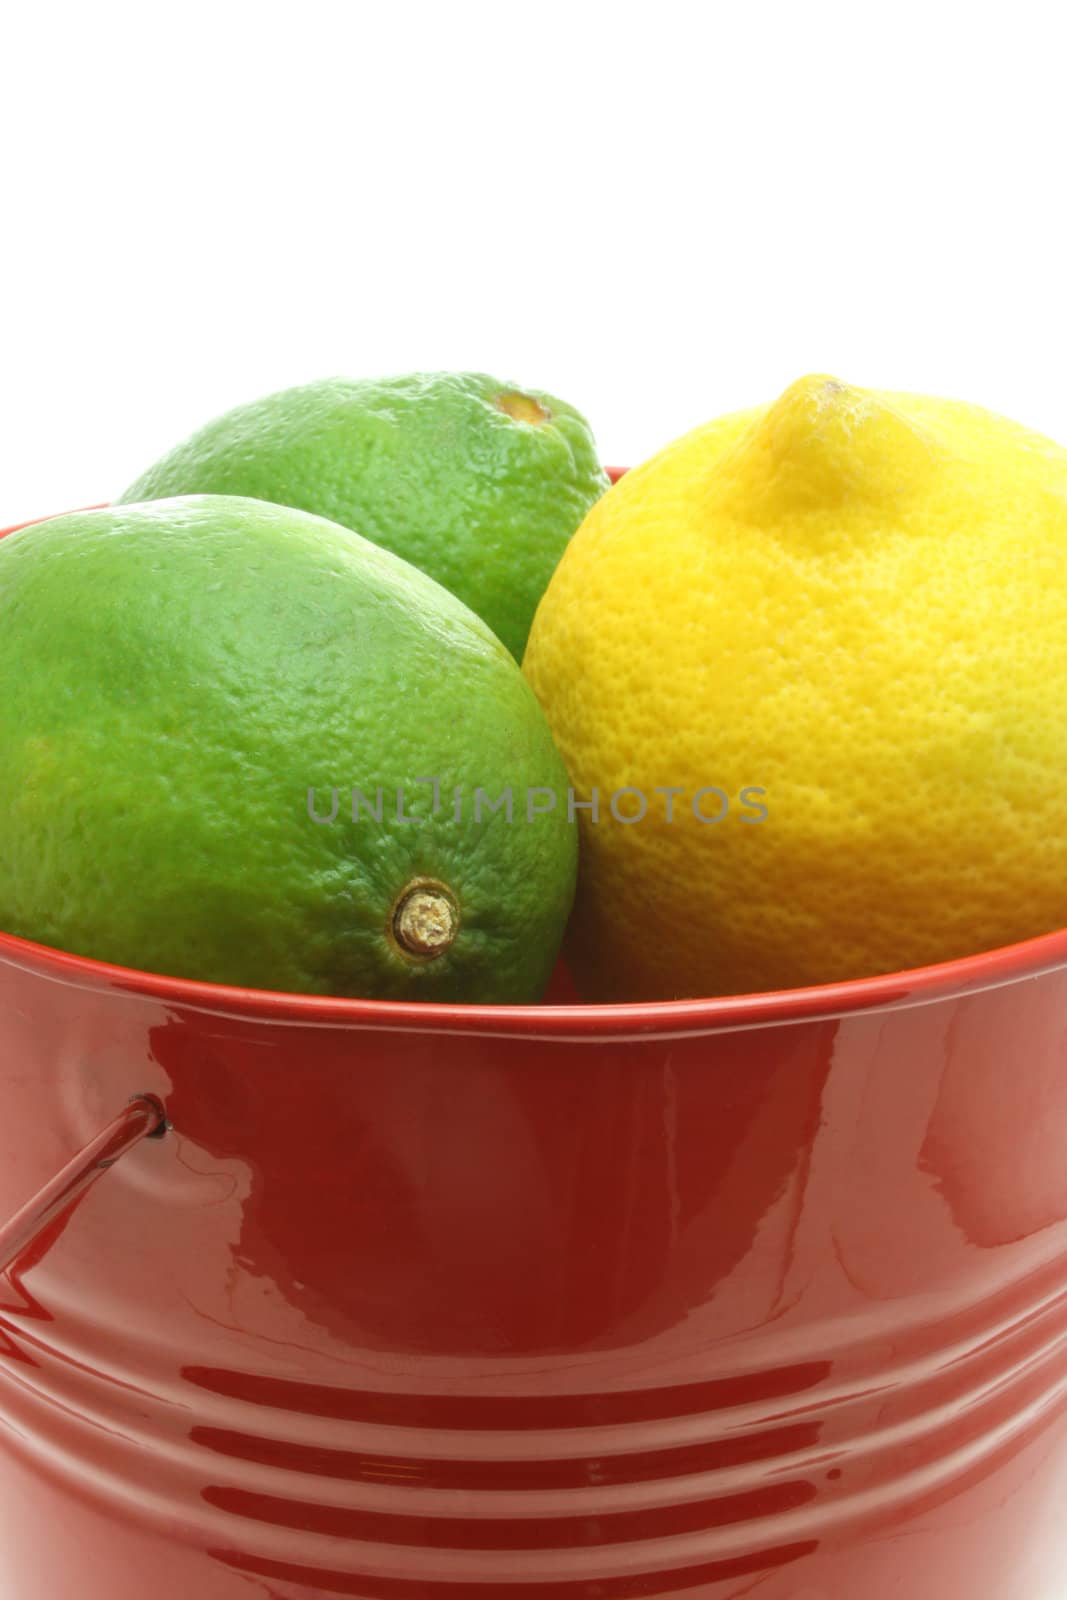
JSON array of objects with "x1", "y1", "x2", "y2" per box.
[
  {"x1": 118, "y1": 372, "x2": 609, "y2": 661},
  {"x1": 0, "y1": 496, "x2": 576, "y2": 1001},
  {"x1": 523, "y1": 373, "x2": 1067, "y2": 1001}
]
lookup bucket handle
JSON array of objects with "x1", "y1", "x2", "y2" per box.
[{"x1": 0, "y1": 1094, "x2": 167, "y2": 1276}]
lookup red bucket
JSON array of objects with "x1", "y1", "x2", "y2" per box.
[
  {"x1": 4, "y1": 928, "x2": 1067, "y2": 1598},
  {"x1": 4, "y1": 508, "x2": 1067, "y2": 1598}
]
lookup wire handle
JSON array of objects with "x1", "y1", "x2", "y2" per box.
[{"x1": 0, "y1": 1094, "x2": 167, "y2": 1276}]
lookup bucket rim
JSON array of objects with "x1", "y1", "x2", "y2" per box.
[{"x1": 2, "y1": 922, "x2": 1066, "y2": 1038}]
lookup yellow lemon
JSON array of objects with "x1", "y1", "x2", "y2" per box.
[{"x1": 523, "y1": 374, "x2": 1067, "y2": 1000}]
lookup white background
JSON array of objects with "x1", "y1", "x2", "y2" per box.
[{"x1": 2, "y1": 3, "x2": 1067, "y2": 526}]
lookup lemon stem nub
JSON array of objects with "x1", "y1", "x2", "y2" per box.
[{"x1": 392, "y1": 883, "x2": 458, "y2": 960}]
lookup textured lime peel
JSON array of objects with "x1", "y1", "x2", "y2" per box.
[
  {"x1": 392, "y1": 883, "x2": 459, "y2": 960},
  {"x1": 117, "y1": 372, "x2": 608, "y2": 662},
  {"x1": 0, "y1": 497, "x2": 577, "y2": 1002}
]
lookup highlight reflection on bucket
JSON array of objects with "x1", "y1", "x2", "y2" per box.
[{"x1": 4, "y1": 916, "x2": 1067, "y2": 1599}]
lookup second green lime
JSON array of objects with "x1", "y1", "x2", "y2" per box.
[{"x1": 119, "y1": 372, "x2": 609, "y2": 660}]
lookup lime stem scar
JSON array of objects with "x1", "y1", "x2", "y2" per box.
[
  {"x1": 495, "y1": 391, "x2": 550, "y2": 425},
  {"x1": 392, "y1": 882, "x2": 459, "y2": 960}
]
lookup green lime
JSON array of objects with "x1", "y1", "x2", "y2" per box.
[
  {"x1": 0, "y1": 496, "x2": 577, "y2": 1001},
  {"x1": 119, "y1": 372, "x2": 609, "y2": 661}
]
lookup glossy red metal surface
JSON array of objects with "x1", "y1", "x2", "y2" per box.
[
  {"x1": 4, "y1": 497, "x2": 1067, "y2": 1595},
  {"x1": 0, "y1": 1094, "x2": 165, "y2": 1275},
  {"x1": 3, "y1": 923, "x2": 1067, "y2": 1597}
]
